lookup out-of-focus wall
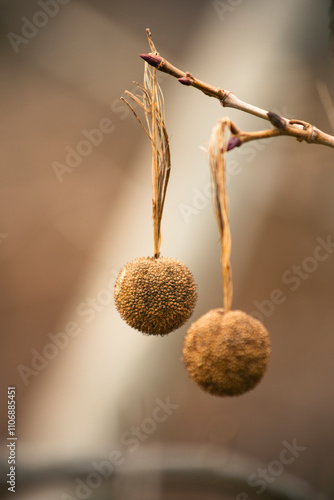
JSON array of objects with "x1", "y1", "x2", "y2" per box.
[{"x1": 1, "y1": 1, "x2": 334, "y2": 499}]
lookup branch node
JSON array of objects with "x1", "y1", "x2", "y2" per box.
[
  {"x1": 305, "y1": 124, "x2": 318, "y2": 143},
  {"x1": 220, "y1": 90, "x2": 232, "y2": 107}
]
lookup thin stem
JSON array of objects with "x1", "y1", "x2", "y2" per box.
[
  {"x1": 151, "y1": 68, "x2": 160, "y2": 257},
  {"x1": 225, "y1": 115, "x2": 334, "y2": 151},
  {"x1": 208, "y1": 119, "x2": 233, "y2": 312},
  {"x1": 145, "y1": 28, "x2": 161, "y2": 256}
]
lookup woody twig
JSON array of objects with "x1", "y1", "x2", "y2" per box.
[{"x1": 140, "y1": 29, "x2": 334, "y2": 150}]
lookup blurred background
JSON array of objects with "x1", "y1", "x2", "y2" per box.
[{"x1": 1, "y1": 0, "x2": 334, "y2": 499}]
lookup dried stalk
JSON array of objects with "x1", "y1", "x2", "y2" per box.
[
  {"x1": 208, "y1": 119, "x2": 233, "y2": 312},
  {"x1": 121, "y1": 32, "x2": 171, "y2": 258},
  {"x1": 140, "y1": 30, "x2": 334, "y2": 150}
]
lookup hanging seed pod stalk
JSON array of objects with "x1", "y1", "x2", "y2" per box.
[
  {"x1": 121, "y1": 30, "x2": 170, "y2": 258},
  {"x1": 115, "y1": 31, "x2": 197, "y2": 336},
  {"x1": 183, "y1": 119, "x2": 271, "y2": 396},
  {"x1": 208, "y1": 119, "x2": 233, "y2": 311}
]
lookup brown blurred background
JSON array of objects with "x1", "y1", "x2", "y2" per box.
[{"x1": 1, "y1": 1, "x2": 334, "y2": 499}]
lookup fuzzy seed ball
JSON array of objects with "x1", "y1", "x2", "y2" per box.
[
  {"x1": 183, "y1": 309, "x2": 271, "y2": 396},
  {"x1": 114, "y1": 256, "x2": 197, "y2": 335}
]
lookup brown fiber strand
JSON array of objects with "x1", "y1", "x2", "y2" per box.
[
  {"x1": 120, "y1": 30, "x2": 171, "y2": 258},
  {"x1": 208, "y1": 120, "x2": 233, "y2": 312}
]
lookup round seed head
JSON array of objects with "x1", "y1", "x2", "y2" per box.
[
  {"x1": 183, "y1": 309, "x2": 271, "y2": 396},
  {"x1": 114, "y1": 256, "x2": 197, "y2": 336}
]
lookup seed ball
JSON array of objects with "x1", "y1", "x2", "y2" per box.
[
  {"x1": 114, "y1": 256, "x2": 197, "y2": 335},
  {"x1": 183, "y1": 309, "x2": 271, "y2": 396}
]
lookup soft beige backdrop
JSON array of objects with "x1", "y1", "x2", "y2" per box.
[{"x1": 1, "y1": 1, "x2": 334, "y2": 499}]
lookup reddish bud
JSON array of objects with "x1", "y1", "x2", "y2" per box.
[
  {"x1": 227, "y1": 137, "x2": 241, "y2": 151},
  {"x1": 178, "y1": 76, "x2": 192, "y2": 86},
  {"x1": 139, "y1": 53, "x2": 162, "y2": 68}
]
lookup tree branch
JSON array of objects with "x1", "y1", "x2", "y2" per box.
[{"x1": 140, "y1": 30, "x2": 334, "y2": 149}]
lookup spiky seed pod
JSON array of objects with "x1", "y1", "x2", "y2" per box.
[
  {"x1": 114, "y1": 256, "x2": 197, "y2": 336},
  {"x1": 183, "y1": 309, "x2": 271, "y2": 396}
]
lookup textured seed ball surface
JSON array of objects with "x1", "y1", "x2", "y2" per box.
[
  {"x1": 114, "y1": 256, "x2": 197, "y2": 335},
  {"x1": 183, "y1": 309, "x2": 271, "y2": 396}
]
